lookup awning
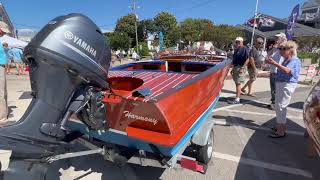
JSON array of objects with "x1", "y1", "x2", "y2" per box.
[{"x1": 0, "y1": 35, "x2": 28, "y2": 48}]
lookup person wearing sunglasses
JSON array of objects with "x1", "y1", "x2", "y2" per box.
[
  {"x1": 241, "y1": 37, "x2": 264, "y2": 97},
  {"x1": 267, "y1": 33, "x2": 287, "y2": 110},
  {"x1": 228, "y1": 37, "x2": 249, "y2": 104},
  {"x1": 265, "y1": 41, "x2": 301, "y2": 138}
]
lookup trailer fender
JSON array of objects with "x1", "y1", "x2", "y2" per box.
[{"x1": 191, "y1": 120, "x2": 214, "y2": 146}]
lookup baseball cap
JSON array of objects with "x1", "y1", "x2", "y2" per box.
[
  {"x1": 235, "y1": 37, "x2": 244, "y2": 42},
  {"x1": 275, "y1": 32, "x2": 286, "y2": 38}
]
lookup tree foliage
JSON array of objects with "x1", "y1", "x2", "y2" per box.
[
  {"x1": 137, "y1": 42, "x2": 150, "y2": 57},
  {"x1": 110, "y1": 12, "x2": 244, "y2": 52},
  {"x1": 115, "y1": 14, "x2": 137, "y2": 40},
  {"x1": 179, "y1": 18, "x2": 214, "y2": 44},
  {"x1": 166, "y1": 27, "x2": 181, "y2": 47},
  {"x1": 201, "y1": 25, "x2": 244, "y2": 49},
  {"x1": 138, "y1": 19, "x2": 156, "y2": 41},
  {"x1": 154, "y1": 12, "x2": 177, "y2": 35},
  {"x1": 106, "y1": 32, "x2": 132, "y2": 51},
  {"x1": 296, "y1": 36, "x2": 320, "y2": 51}
]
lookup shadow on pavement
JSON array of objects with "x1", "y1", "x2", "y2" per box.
[
  {"x1": 18, "y1": 91, "x2": 32, "y2": 100},
  {"x1": 7, "y1": 105, "x2": 17, "y2": 118},
  {"x1": 219, "y1": 97, "x2": 270, "y2": 109},
  {"x1": 46, "y1": 154, "x2": 165, "y2": 180},
  {"x1": 215, "y1": 114, "x2": 320, "y2": 180},
  {"x1": 288, "y1": 101, "x2": 304, "y2": 111}
]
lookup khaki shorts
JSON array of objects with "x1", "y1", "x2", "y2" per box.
[
  {"x1": 248, "y1": 67, "x2": 258, "y2": 81},
  {"x1": 231, "y1": 66, "x2": 246, "y2": 85}
]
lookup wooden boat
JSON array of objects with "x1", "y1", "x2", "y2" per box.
[{"x1": 68, "y1": 54, "x2": 231, "y2": 158}]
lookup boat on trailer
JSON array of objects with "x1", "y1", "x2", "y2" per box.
[
  {"x1": 67, "y1": 54, "x2": 231, "y2": 172},
  {"x1": 0, "y1": 14, "x2": 231, "y2": 179}
]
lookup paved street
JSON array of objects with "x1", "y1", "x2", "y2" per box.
[{"x1": 4, "y1": 74, "x2": 320, "y2": 180}]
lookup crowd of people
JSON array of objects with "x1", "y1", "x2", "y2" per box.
[
  {"x1": 229, "y1": 32, "x2": 302, "y2": 138},
  {"x1": 113, "y1": 49, "x2": 140, "y2": 63},
  {"x1": 3, "y1": 42, "x2": 24, "y2": 76}
]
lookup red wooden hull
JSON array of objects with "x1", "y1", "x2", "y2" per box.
[{"x1": 100, "y1": 59, "x2": 230, "y2": 147}]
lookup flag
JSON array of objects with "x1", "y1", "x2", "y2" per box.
[
  {"x1": 286, "y1": 4, "x2": 300, "y2": 40},
  {"x1": 260, "y1": 17, "x2": 275, "y2": 27}
]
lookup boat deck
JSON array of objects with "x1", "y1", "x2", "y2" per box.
[{"x1": 108, "y1": 70, "x2": 197, "y2": 102}]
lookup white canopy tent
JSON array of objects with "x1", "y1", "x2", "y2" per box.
[{"x1": 0, "y1": 35, "x2": 28, "y2": 48}]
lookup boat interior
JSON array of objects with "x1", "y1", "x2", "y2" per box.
[{"x1": 106, "y1": 60, "x2": 219, "y2": 102}]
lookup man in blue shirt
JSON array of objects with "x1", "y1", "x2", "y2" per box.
[
  {"x1": 8, "y1": 47, "x2": 24, "y2": 75},
  {"x1": 229, "y1": 37, "x2": 249, "y2": 104}
]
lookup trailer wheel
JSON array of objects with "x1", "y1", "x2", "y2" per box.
[{"x1": 197, "y1": 129, "x2": 213, "y2": 164}]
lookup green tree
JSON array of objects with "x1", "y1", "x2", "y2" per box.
[
  {"x1": 166, "y1": 27, "x2": 181, "y2": 47},
  {"x1": 201, "y1": 25, "x2": 244, "y2": 49},
  {"x1": 115, "y1": 14, "x2": 137, "y2": 42},
  {"x1": 296, "y1": 36, "x2": 320, "y2": 51},
  {"x1": 106, "y1": 32, "x2": 132, "y2": 51},
  {"x1": 153, "y1": 12, "x2": 178, "y2": 48},
  {"x1": 154, "y1": 12, "x2": 177, "y2": 35},
  {"x1": 179, "y1": 18, "x2": 214, "y2": 45},
  {"x1": 138, "y1": 19, "x2": 156, "y2": 41},
  {"x1": 136, "y1": 42, "x2": 150, "y2": 57}
]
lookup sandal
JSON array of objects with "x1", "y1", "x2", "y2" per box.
[
  {"x1": 270, "y1": 127, "x2": 277, "y2": 132},
  {"x1": 268, "y1": 132, "x2": 286, "y2": 138}
]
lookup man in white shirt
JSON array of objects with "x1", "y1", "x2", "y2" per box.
[{"x1": 132, "y1": 51, "x2": 138, "y2": 61}]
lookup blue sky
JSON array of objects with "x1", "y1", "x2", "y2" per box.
[{"x1": 1, "y1": 0, "x2": 306, "y2": 32}]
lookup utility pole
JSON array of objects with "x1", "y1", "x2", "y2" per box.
[
  {"x1": 131, "y1": 0, "x2": 139, "y2": 54},
  {"x1": 250, "y1": 0, "x2": 259, "y2": 49}
]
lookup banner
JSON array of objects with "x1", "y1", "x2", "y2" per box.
[
  {"x1": 159, "y1": 32, "x2": 164, "y2": 52},
  {"x1": 286, "y1": 4, "x2": 300, "y2": 40}
]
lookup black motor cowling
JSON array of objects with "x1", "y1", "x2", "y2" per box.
[
  {"x1": 0, "y1": 14, "x2": 111, "y2": 159},
  {"x1": 25, "y1": 13, "x2": 111, "y2": 89}
]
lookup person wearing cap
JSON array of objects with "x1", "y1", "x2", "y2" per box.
[
  {"x1": 267, "y1": 32, "x2": 287, "y2": 109},
  {"x1": 228, "y1": 37, "x2": 249, "y2": 104},
  {"x1": 241, "y1": 37, "x2": 265, "y2": 97},
  {"x1": 265, "y1": 41, "x2": 301, "y2": 138}
]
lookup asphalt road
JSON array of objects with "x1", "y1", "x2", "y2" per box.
[{"x1": 43, "y1": 86, "x2": 319, "y2": 180}]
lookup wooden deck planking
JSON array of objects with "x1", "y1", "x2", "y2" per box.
[{"x1": 108, "y1": 71, "x2": 197, "y2": 101}]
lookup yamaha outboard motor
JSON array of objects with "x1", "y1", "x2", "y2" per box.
[{"x1": 0, "y1": 14, "x2": 111, "y2": 179}]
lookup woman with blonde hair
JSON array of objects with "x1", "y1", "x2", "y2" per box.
[{"x1": 265, "y1": 41, "x2": 301, "y2": 138}]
